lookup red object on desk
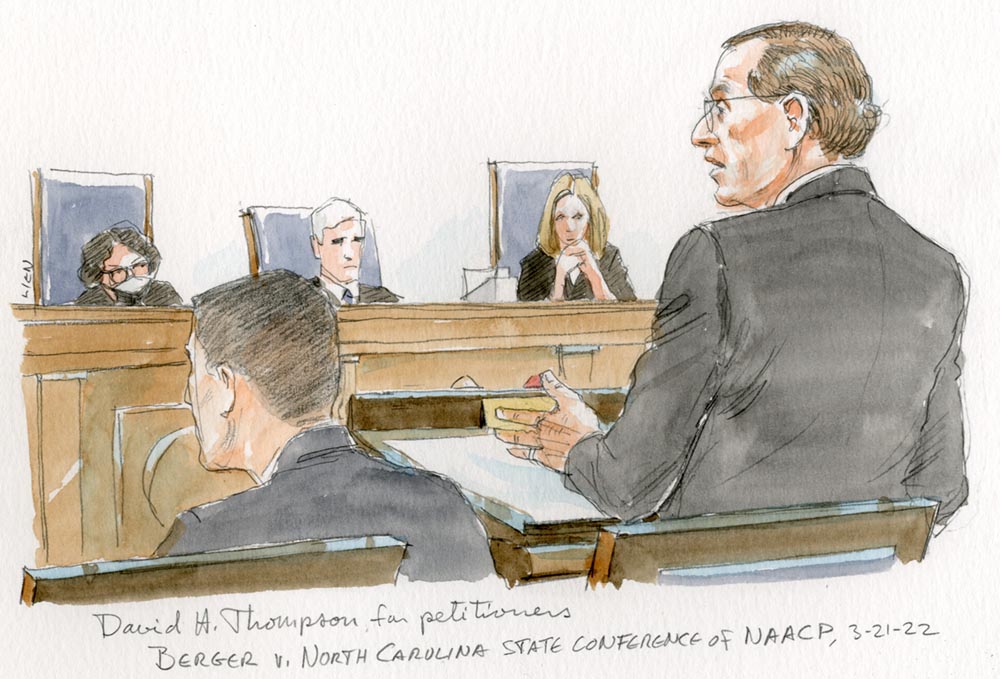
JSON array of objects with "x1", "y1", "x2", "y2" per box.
[{"x1": 523, "y1": 374, "x2": 543, "y2": 389}]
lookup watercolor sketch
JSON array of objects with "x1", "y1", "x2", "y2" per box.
[{"x1": 12, "y1": 18, "x2": 972, "y2": 606}]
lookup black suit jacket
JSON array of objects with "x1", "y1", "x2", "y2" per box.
[
  {"x1": 74, "y1": 279, "x2": 182, "y2": 306},
  {"x1": 159, "y1": 424, "x2": 495, "y2": 582},
  {"x1": 309, "y1": 277, "x2": 400, "y2": 308},
  {"x1": 564, "y1": 167, "x2": 968, "y2": 525}
]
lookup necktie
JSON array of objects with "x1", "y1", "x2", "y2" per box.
[{"x1": 342, "y1": 289, "x2": 355, "y2": 305}]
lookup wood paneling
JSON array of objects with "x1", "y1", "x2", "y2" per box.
[
  {"x1": 337, "y1": 301, "x2": 655, "y2": 355},
  {"x1": 21, "y1": 376, "x2": 45, "y2": 565},
  {"x1": 353, "y1": 345, "x2": 647, "y2": 393},
  {"x1": 78, "y1": 364, "x2": 189, "y2": 560},
  {"x1": 340, "y1": 302, "x2": 654, "y2": 393},
  {"x1": 22, "y1": 318, "x2": 190, "y2": 357},
  {"x1": 15, "y1": 302, "x2": 654, "y2": 567},
  {"x1": 116, "y1": 405, "x2": 253, "y2": 558},
  {"x1": 38, "y1": 377, "x2": 84, "y2": 565},
  {"x1": 15, "y1": 306, "x2": 195, "y2": 565}
]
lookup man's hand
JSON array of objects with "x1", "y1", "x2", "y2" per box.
[{"x1": 494, "y1": 371, "x2": 601, "y2": 472}]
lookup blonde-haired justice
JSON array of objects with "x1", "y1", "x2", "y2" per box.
[{"x1": 537, "y1": 173, "x2": 609, "y2": 259}]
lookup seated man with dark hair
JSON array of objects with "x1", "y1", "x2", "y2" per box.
[{"x1": 157, "y1": 270, "x2": 494, "y2": 582}]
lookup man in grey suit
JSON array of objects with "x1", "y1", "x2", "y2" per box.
[
  {"x1": 309, "y1": 197, "x2": 400, "y2": 307},
  {"x1": 157, "y1": 270, "x2": 494, "y2": 582},
  {"x1": 496, "y1": 21, "x2": 968, "y2": 527}
]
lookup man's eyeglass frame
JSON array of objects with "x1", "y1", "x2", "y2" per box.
[{"x1": 702, "y1": 95, "x2": 763, "y2": 132}]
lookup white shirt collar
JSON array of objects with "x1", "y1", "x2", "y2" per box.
[
  {"x1": 775, "y1": 163, "x2": 851, "y2": 205},
  {"x1": 256, "y1": 448, "x2": 283, "y2": 485},
  {"x1": 319, "y1": 275, "x2": 360, "y2": 304}
]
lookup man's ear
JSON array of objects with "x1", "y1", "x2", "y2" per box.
[
  {"x1": 215, "y1": 365, "x2": 237, "y2": 417},
  {"x1": 310, "y1": 235, "x2": 321, "y2": 259},
  {"x1": 781, "y1": 93, "x2": 811, "y2": 150}
]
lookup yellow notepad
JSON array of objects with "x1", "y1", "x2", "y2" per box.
[{"x1": 483, "y1": 396, "x2": 557, "y2": 431}]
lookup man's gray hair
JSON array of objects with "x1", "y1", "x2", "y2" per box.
[
  {"x1": 309, "y1": 197, "x2": 367, "y2": 240},
  {"x1": 191, "y1": 270, "x2": 339, "y2": 421}
]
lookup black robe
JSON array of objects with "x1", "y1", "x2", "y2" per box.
[{"x1": 516, "y1": 243, "x2": 637, "y2": 302}]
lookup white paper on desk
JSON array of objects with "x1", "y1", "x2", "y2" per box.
[{"x1": 381, "y1": 435, "x2": 606, "y2": 526}]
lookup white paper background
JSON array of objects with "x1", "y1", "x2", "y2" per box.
[{"x1": 2, "y1": 1, "x2": 998, "y2": 676}]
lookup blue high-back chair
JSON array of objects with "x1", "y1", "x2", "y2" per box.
[
  {"x1": 489, "y1": 161, "x2": 597, "y2": 279},
  {"x1": 31, "y1": 169, "x2": 154, "y2": 305},
  {"x1": 242, "y1": 206, "x2": 383, "y2": 287}
]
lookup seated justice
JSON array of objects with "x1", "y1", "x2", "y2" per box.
[
  {"x1": 517, "y1": 173, "x2": 636, "y2": 302},
  {"x1": 309, "y1": 197, "x2": 400, "y2": 307},
  {"x1": 74, "y1": 222, "x2": 182, "y2": 306}
]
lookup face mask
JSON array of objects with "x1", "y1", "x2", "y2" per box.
[{"x1": 114, "y1": 274, "x2": 153, "y2": 294}]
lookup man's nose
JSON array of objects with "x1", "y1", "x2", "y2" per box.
[
  {"x1": 691, "y1": 113, "x2": 716, "y2": 148},
  {"x1": 183, "y1": 382, "x2": 192, "y2": 406}
]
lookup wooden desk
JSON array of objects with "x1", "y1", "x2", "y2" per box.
[
  {"x1": 352, "y1": 390, "x2": 630, "y2": 585},
  {"x1": 335, "y1": 301, "x2": 655, "y2": 418},
  {"x1": 359, "y1": 427, "x2": 611, "y2": 585},
  {"x1": 354, "y1": 393, "x2": 940, "y2": 588},
  {"x1": 15, "y1": 305, "x2": 194, "y2": 565},
  {"x1": 14, "y1": 302, "x2": 654, "y2": 567}
]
